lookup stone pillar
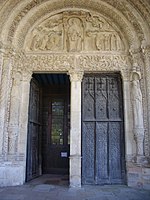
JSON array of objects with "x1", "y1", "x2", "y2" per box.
[
  {"x1": 8, "y1": 71, "x2": 22, "y2": 155},
  {"x1": 0, "y1": 51, "x2": 3, "y2": 85},
  {"x1": 0, "y1": 50, "x2": 13, "y2": 156},
  {"x1": 121, "y1": 70, "x2": 135, "y2": 160},
  {"x1": 18, "y1": 71, "x2": 32, "y2": 157},
  {"x1": 69, "y1": 71, "x2": 84, "y2": 187},
  {"x1": 142, "y1": 44, "x2": 150, "y2": 157}
]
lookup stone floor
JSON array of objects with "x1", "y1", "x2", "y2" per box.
[{"x1": 0, "y1": 175, "x2": 150, "y2": 200}]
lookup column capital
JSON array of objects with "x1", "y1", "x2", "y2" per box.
[
  {"x1": 142, "y1": 45, "x2": 150, "y2": 55},
  {"x1": 22, "y1": 69, "x2": 32, "y2": 82},
  {"x1": 68, "y1": 70, "x2": 84, "y2": 82}
]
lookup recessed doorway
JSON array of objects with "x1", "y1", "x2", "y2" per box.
[{"x1": 26, "y1": 73, "x2": 70, "y2": 182}]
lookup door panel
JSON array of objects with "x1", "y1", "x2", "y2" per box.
[
  {"x1": 26, "y1": 78, "x2": 41, "y2": 181},
  {"x1": 82, "y1": 74, "x2": 125, "y2": 185},
  {"x1": 82, "y1": 122, "x2": 95, "y2": 184},
  {"x1": 96, "y1": 122, "x2": 108, "y2": 182}
]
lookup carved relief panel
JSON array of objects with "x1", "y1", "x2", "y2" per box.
[{"x1": 25, "y1": 11, "x2": 125, "y2": 52}]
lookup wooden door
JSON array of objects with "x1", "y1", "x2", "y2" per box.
[
  {"x1": 82, "y1": 74, "x2": 126, "y2": 185},
  {"x1": 26, "y1": 78, "x2": 42, "y2": 181},
  {"x1": 42, "y1": 85, "x2": 70, "y2": 174}
]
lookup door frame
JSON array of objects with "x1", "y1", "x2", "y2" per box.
[{"x1": 22, "y1": 62, "x2": 131, "y2": 188}]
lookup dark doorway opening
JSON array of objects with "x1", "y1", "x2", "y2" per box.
[
  {"x1": 26, "y1": 73, "x2": 70, "y2": 183},
  {"x1": 82, "y1": 73, "x2": 126, "y2": 185}
]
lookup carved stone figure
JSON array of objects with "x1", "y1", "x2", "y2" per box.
[
  {"x1": 67, "y1": 18, "x2": 83, "y2": 52},
  {"x1": 30, "y1": 27, "x2": 43, "y2": 51},
  {"x1": 111, "y1": 34, "x2": 117, "y2": 51},
  {"x1": 131, "y1": 68, "x2": 144, "y2": 156},
  {"x1": 95, "y1": 33, "x2": 105, "y2": 51},
  {"x1": 46, "y1": 31, "x2": 61, "y2": 50}
]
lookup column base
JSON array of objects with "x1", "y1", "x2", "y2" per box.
[
  {"x1": 134, "y1": 156, "x2": 149, "y2": 165},
  {"x1": 69, "y1": 155, "x2": 82, "y2": 187},
  {"x1": 127, "y1": 157, "x2": 150, "y2": 190},
  {"x1": 0, "y1": 164, "x2": 25, "y2": 186}
]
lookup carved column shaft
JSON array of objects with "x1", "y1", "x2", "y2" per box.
[
  {"x1": 142, "y1": 46, "x2": 150, "y2": 156},
  {"x1": 8, "y1": 70, "x2": 22, "y2": 155},
  {"x1": 69, "y1": 71, "x2": 83, "y2": 187},
  {"x1": 121, "y1": 71, "x2": 135, "y2": 159},
  {"x1": 17, "y1": 72, "x2": 32, "y2": 159},
  {"x1": 0, "y1": 54, "x2": 13, "y2": 156},
  {"x1": 0, "y1": 52, "x2": 3, "y2": 85}
]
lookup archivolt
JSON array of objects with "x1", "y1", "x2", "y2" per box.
[{"x1": 0, "y1": 0, "x2": 150, "y2": 50}]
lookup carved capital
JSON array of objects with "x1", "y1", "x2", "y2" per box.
[
  {"x1": 130, "y1": 63, "x2": 142, "y2": 81},
  {"x1": 142, "y1": 45, "x2": 150, "y2": 55},
  {"x1": 68, "y1": 71, "x2": 84, "y2": 82},
  {"x1": 141, "y1": 39, "x2": 150, "y2": 54},
  {"x1": 22, "y1": 68, "x2": 32, "y2": 82},
  {"x1": 129, "y1": 46, "x2": 144, "y2": 68},
  {"x1": 129, "y1": 46, "x2": 141, "y2": 55},
  {"x1": 121, "y1": 69, "x2": 130, "y2": 81}
]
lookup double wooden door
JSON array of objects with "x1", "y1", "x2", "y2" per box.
[{"x1": 82, "y1": 74, "x2": 126, "y2": 185}]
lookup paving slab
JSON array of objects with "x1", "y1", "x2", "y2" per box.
[{"x1": 0, "y1": 176, "x2": 150, "y2": 200}]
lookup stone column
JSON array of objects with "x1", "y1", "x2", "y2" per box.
[
  {"x1": 0, "y1": 50, "x2": 13, "y2": 156},
  {"x1": 0, "y1": 51, "x2": 3, "y2": 85},
  {"x1": 69, "y1": 71, "x2": 84, "y2": 187},
  {"x1": 18, "y1": 71, "x2": 32, "y2": 158},
  {"x1": 121, "y1": 70, "x2": 135, "y2": 161},
  {"x1": 142, "y1": 44, "x2": 150, "y2": 158},
  {"x1": 8, "y1": 71, "x2": 22, "y2": 155}
]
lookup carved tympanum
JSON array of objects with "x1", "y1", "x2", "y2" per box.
[{"x1": 26, "y1": 11, "x2": 125, "y2": 52}]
